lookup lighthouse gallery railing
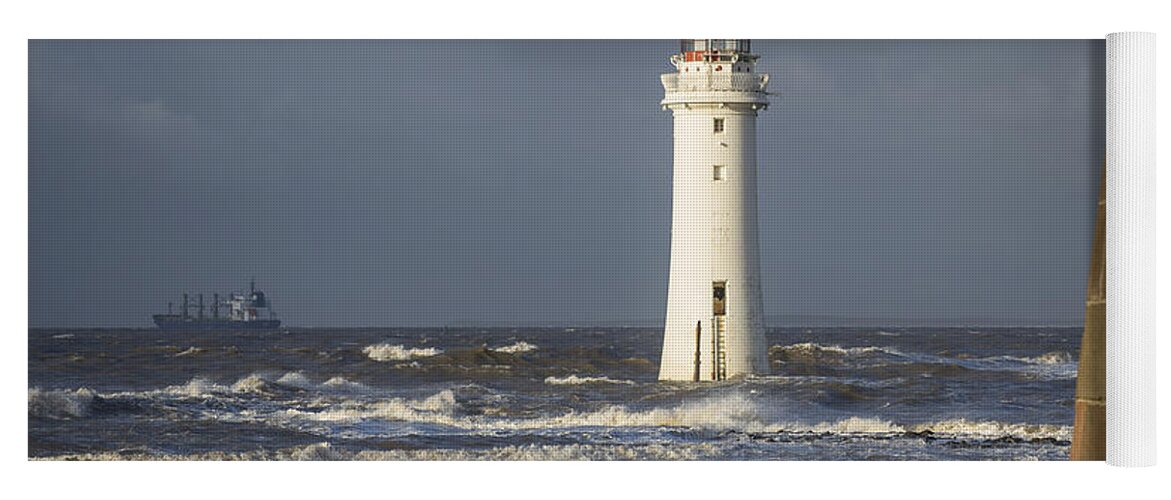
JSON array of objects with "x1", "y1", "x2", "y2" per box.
[{"x1": 660, "y1": 73, "x2": 769, "y2": 93}]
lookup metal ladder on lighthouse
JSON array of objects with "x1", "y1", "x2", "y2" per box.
[{"x1": 711, "y1": 316, "x2": 728, "y2": 381}]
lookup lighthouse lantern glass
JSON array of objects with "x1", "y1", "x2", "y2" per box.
[{"x1": 680, "y1": 39, "x2": 751, "y2": 54}]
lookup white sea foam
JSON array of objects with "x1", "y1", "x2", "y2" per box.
[
  {"x1": 30, "y1": 380, "x2": 1073, "y2": 446},
  {"x1": 806, "y1": 416, "x2": 904, "y2": 435},
  {"x1": 773, "y1": 342, "x2": 900, "y2": 356},
  {"x1": 285, "y1": 391, "x2": 779, "y2": 432},
  {"x1": 322, "y1": 376, "x2": 372, "y2": 393},
  {"x1": 160, "y1": 373, "x2": 275, "y2": 395},
  {"x1": 33, "y1": 442, "x2": 723, "y2": 461},
  {"x1": 363, "y1": 343, "x2": 443, "y2": 362},
  {"x1": 772, "y1": 343, "x2": 1077, "y2": 379},
  {"x1": 230, "y1": 375, "x2": 269, "y2": 394},
  {"x1": 174, "y1": 347, "x2": 207, "y2": 357},
  {"x1": 135, "y1": 372, "x2": 377, "y2": 399},
  {"x1": 138, "y1": 375, "x2": 272, "y2": 397},
  {"x1": 28, "y1": 388, "x2": 95, "y2": 419},
  {"x1": 276, "y1": 372, "x2": 316, "y2": 389},
  {"x1": 1014, "y1": 351, "x2": 1074, "y2": 365},
  {"x1": 788, "y1": 417, "x2": 1070, "y2": 440},
  {"x1": 907, "y1": 419, "x2": 1072, "y2": 441},
  {"x1": 165, "y1": 377, "x2": 226, "y2": 397},
  {"x1": 968, "y1": 352, "x2": 1078, "y2": 380},
  {"x1": 51, "y1": 333, "x2": 75, "y2": 339},
  {"x1": 415, "y1": 390, "x2": 458, "y2": 413},
  {"x1": 491, "y1": 341, "x2": 538, "y2": 354},
  {"x1": 774, "y1": 343, "x2": 1072, "y2": 365},
  {"x1": 280, "y1": 388, "x2": 1071, "y2": 442},
  {"x1": 544, "y1": 375, "x2": 636, "y2": 386},
  {"x1": 286, "y1": 389, "x2": 463, "y2": 426}
]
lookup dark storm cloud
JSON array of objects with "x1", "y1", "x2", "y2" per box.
[{"x1": 28, "y1": 40, "x2": 1103, "y2": 327}]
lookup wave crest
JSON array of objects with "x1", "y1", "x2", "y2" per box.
[
  {"x1": 29, "y1": 388, "x2": 95, "y2": 419},
  {"x1": 544, "y1": 375, "x2": 636, "y2": 386},
  {"x1": 174, "y1": 347, "x2": 207, "y2": 357},
  {"x1": 282, "y1": 388, "x2": 1071, "y2": 443},
  {"x1": 288, "y1": 391, "x2": 777, "y2": 431},
  {"x1": 907, "y1": 419, "x2": 1071, "y2": 440},
  {"x1": 231, "y1": 375, "x2": 269, "y2": 394},
  {"x1": 34, "y1": 442, "x2": 722, "y2": 461},
  {"x1": 491, "y1": 341, "x2": 538, "y2": 354},
  {"x1": 363, "y1": 344, "x2": 443, "y2": 362},
  {"x1": 772, "y1": 342, "x2": 898, "y2": 357},
  {"x1": 165, "y1": 377, "x2": 226, "y2": 397},
  {"x1": 1015, "y1": 351, "x2": 1074, "y2": 365},
  {"x1": 322, "y1": 376, "x2": 372, "y2": 393},
  {"x1": 807, "y1": 416, "x2": 903, "y2": 434}
]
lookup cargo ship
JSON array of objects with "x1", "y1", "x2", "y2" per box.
[{"x1": 152, "y1": 279, "x2": 281, "y2": 330}]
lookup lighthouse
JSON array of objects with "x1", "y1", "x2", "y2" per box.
[{"x1": 658, "y1": 39, "x2": 771, "y2": 381}]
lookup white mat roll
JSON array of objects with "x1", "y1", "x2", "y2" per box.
[{"x1": 1105, "y1": 31, "x2": 1156, "y2": 467}]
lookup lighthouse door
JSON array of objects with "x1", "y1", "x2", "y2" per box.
[
  {"x1": 712, "y1": 281, "x2": 728, "y2": 380},
  {"x1": 712, "y1": 282, "x2": 726, "y2": 316}
]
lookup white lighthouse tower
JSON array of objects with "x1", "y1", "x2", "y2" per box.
[{"x1": 658, "y1": 39, "x2": 771, "y2": 381}]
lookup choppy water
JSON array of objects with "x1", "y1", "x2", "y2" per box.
[{"x1": 29, "y1": 327, "x2": 1078, "y2": 460}]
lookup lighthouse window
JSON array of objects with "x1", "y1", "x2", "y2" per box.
[
  {"x1": 713, "y1": 165, "x2": 726, "y2": 181},
  {"x1": 713, "y1": 118, "x2": 724, "y2": 133}
]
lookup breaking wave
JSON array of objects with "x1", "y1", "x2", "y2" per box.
[
  {"x1": 280, "y1": 389, "x2": 1070, "y2": 441},
  {"x1": 275, "y1": 371, "x2": 316, "y2": 389},
  {"x1": 34, "y1": 442, "x2": 723, "y2": 461},
  {"x1": 30, "y1": 374, "x2": 1071, "y2": 463},
  {"x1": 1011, "y1": 351, "x2": 1074, "y2": 365},
  {"x1": 229, "y1": 372, "x2": 372, "y2": 395},
  {"x1": 28, "y1": 388, "x2": 95, "y2": 419},
  {"x1": 490, "y1": 341, "x2": 538, "y2": 354},
  {"x1": 284, "y1": 390, "x2": 774, "y2": 431},
  {"x1": 363, "y1": 344, "x2": 443, "y2": 362},
  {"x1": 770, "y1": 342, "x2": 1077, "y2": 379},
  {"x1": 772, "y1": 342, "x2": 901, "y2": 357},
  {"x1": 30, "y1": 381, "x2": 1071, "y2": 442},
  {"x1": 174, "y1": 347, "x2": 207, "y2": 357},
  {"x1": 231, "y1": 375, "x2": 269, "y2": 394},
  {"x1": 82, "y1": 372, "x2": 376, "y2": 401},
  {"x1": 544, "y1": 375, "x2": 636, "y2": 386},
  {"x1": 322, "y1": 376, "x2": 372, "y2": 393},
  {"x1": 905, "y1": 419, "x2": 1071, "y2": 441},
  {"x1": 803, "y1": 416, "x2": 902, "y2": 434},
  {"x1": 958, "y1": 352, "x2": 1077, "y2": 380}
]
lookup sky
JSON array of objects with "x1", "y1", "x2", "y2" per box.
[{"x1": 28, "y1": 40, "x2": 1105, "y2": 327}]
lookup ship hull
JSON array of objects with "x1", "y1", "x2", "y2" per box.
[{"x1": 152, "y1": 315, "x2": 281, "y2": 330}]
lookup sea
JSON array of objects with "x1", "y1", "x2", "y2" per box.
[{"x1": 28, "y1": 326, "x2": 1079, "y2": 460}]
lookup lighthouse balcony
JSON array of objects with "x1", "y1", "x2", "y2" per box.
[
  {"x1": 661, "y1": 73, "x2": 769, "y2": 93},
  {"x1": 660, "y1": 73, "x2": 771, "y2": 107}
]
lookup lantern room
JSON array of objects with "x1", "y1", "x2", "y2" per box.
[
  {"x1": 672, "y1": 39, "x2": 759, "y2": 74},
  {"x1": 680, "y1": 39, "x2": 753, "y2": 61}
]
